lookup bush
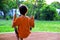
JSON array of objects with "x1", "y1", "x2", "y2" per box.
[
  {"x1": 40, "y1": 5, "x2": 58, "y2": 20},
  {"x1": 6, "y1": 16, "x2": 10, "y2": 20},
  {"x1": 0, "y1": 16, "x2": 3, "y2": 19},
  {"x1": 35, "y1": 8, "x2": 41, "y2": 20},
  {"x1": 55, "y1": 15, "x2": 60, "y2": 21}
]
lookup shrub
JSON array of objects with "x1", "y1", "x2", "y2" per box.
[
  {"x1": 40, "y1": 5, "x2": 58, "y2": 20},
  {"x1": 6, "y1": 16, "x2": 10, "y2": 20}
]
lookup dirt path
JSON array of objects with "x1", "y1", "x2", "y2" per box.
[{"x1": 0, "y1": 32, "x2": 60, "y2": 40}]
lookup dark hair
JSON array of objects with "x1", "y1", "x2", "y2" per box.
[{"x1": 19, "y1": 5, "x2": 28, "y2": 15}]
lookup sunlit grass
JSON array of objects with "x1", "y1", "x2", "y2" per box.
[
  {"x1": 0, "y1": 20, "x2": 14, "y2": 32},
  {"x1": 0, "y1": 20, "x2": 60, "y2": 33},
  {"x1": 32, "y1": 20, "x2": 60, "y2": 32}
]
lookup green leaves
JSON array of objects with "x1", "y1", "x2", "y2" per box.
[
  {"x1": 0, "y1": 0, "x2": 17, "y2": 18},
  {"x1": 40, "y1": 5, "x2": 58, "y2": 20},
  {"x1": 51, "y1": 1, "x2": 60, "y2": 9}
]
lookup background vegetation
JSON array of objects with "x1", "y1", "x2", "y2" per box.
[{"x1": 0, "y1": 0, "x2": 60, "y2": 20}]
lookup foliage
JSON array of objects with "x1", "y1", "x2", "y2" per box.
[
  {"x1": 0, "y1": 16, "x2": 3, "y2": 19},
  {"x1": 6, "y1": 15, "x2": 10, "y2": 20},
  {"x1": 0, "y1": 0, "x2": 17, "y2": 19},
  {"x1": 0, "y1": 0, "x2": 60, "y2": 20},
  {"x1": 51, "y1": 1, "x2": 60, "y2": 9},
  {"x1": 34, "y1": 0, "x2": 47, "y2": 20},
  {"x1": 40, "y1": 5, "x2": 58, "y2": 20}
]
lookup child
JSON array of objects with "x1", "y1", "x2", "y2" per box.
[{"x1": 12, "y1": 4, "x2": 34, "y2": 40}]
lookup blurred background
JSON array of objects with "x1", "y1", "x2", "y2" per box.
[{"x1": 0, "y1": 0, "x2": 60, "y2": 32}]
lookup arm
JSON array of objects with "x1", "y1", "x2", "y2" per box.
[
  {"x1": 12, "y1": 13, "x2": 19, "y2": 27},
  {"x1": 12, "y1": 13, "x2": 16, "y2": 27},
  {"x1": 13, "y1": 13, "x2": 16, "y2": 21},
  {"x1": 12, "y1": 13, "x2": 19, "y2": 40},
  {"x1": 30, "y1": 16, "x2": 34, "y2": 28}
]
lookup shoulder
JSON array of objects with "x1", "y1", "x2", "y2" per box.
[
  {"x1": 25, "y1": 16, "x2": 34, "y2": 20},
  {"x1": 26, "y1": 16, "x2": 30, "y2": 19},
  {"x1": 26, "y1": 16, "x2": 29, "y2": 18}
]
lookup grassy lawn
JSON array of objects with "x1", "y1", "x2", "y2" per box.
[
  {"x1": 0, "y1": 20, "x2": 60, "y2": 32},
  {"x1": 0, "y1": 20, "x2": 14, "y2": 32},
  {"x1": 32, "y1": 20, "x2": 60, "y2": 32}
]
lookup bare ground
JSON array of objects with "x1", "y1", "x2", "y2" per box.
[{"x1": 0, "y1": 32, "x2": 60, "y2": 40}]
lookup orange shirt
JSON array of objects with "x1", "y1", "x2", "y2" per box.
[{"x1": 12, "y1": 15, "x2": 34, "y2": 38}]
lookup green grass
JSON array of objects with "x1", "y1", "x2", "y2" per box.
[
  {"x1": 0, "y1": 20, "x2": 14, "y2": 32},
  {"x1": 32, "y1": 20, "x2": 60, "y2": 32},
  {"x1": 0, "y1": 20, "x2": 60, "y2": 32}
]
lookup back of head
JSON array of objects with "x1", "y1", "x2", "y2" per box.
[{"x1": 19, "y1": 4, "x2": 28, "y2": 15}]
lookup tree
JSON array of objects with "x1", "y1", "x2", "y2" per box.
[
  {"x1": 34, "y1": 0, "x2": 47, "y2": 20},
  {"x1": 40, "y1": 5, "x2": 58, "y2": 20},
  {"x1": 0, "y1": 0, "x2": 17, "y2": 19},
  {"x1": 51, "y1": 1, "x2": 60, "y2": 9},
  {"x1": 0, "y1": 0, "x2": 9, "y2": 18}
]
